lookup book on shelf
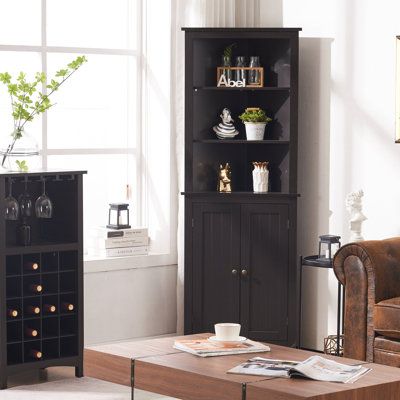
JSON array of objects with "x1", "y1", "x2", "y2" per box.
[
  {"x1": 227, "y1": 355, "x2": 370, "y2": 383},
  {"x1": 90, "y1": 245, "x2": 149, "y2": 258},
  {"x1": 90, "y1": 236, "x2": 149, "y2": 249},
  {"x1": 92, "y1": 226, "x2": 148, "y2": 239},
  {"x1": 173, "y1": 338, "x2": 270, "y2": 358}
]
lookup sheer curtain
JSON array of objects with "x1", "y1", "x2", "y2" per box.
[{"x1": 172, "y1": 0, "x2": 262, "y2": 334}]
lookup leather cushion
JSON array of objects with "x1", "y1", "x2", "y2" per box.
[
  {"x1": 374, "y1": 297, "x2": 400, "y2": 339},
  {"x1": 374, "y1": 337, "x2": 400, "y2": 367}
]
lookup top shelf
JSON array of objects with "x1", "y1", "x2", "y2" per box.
[
  {"x1": 0, "y1": 169, "x2": 87, "y2": 178},
  {"x1": 193, "y1": 86, "x2": 290, "y2": 92}
]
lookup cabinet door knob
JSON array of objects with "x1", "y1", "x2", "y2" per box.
[
  {"x1": 241, "y1": 269, "x2": 248, "y2": 277},
  {"x1": 232, "y1": 269, "x2": 238, "y2": 276}
]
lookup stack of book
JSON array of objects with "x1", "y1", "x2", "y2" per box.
[
  {"x1": 173, "y1": 338, "x2": 270, "y2": 357},
  {"x1": 89, "y1": 227, "x2": 149, "y2": 257}
]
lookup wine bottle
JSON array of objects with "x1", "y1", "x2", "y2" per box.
[
  {"x1": 26, "y1": 305, "x2": 40, "y2": 315},
  {"x1": 24, "y1": 262, "x2": 39, "y2": 271},
  {"x1": 61, "y1": 302, "x2": 74, "y2": 312},
  {"x1": 25, "y1": 328, "x2": 38, "y2": 337},
  {"x1": 7, "y1": 309, "x2": 18, "y2": 318},
  {"x1": 29, "y1": 284, "x2": 42, "y2": 293},
  {"x1": 29, "y1": 349, "x2": 42, "y2": 359},
  {"x1": 43, "y1": 304, "x2": 56, "y2": 313}
]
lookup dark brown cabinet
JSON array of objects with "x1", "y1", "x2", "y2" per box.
[
  {"x1": 182, "y1": 28, "x2": 301, "y2": 347},
  {"x1": 240, "y1": 203, "x2": 289, "y2": 342},
  {"x1": 187, "y1": 198, "x2": 296, "y2": 345},
  {"x1": 0, "y1": 171, "x2": 85, "y2": 389}
]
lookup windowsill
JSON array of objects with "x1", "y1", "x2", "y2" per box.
[{"x1": 84, "y1": 252, "x2": 177, "y2": 274}]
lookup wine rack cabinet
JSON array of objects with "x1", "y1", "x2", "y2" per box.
[{"x1": 0, "y1": 170, "x2": 85, "y2": 389}]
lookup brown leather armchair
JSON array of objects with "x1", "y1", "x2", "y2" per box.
[{"x1": 333, "y1": 237, "x2": 400, "y2": 367}]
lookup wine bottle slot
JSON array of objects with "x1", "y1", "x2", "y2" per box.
[
  {"x1": 26, "y1": 306, "x2": 40, "y2": 315},
  {"x1": 7, "y1": 309, "x2": 18, "y2": 318},
  {"x1": 29, "y1": 284, "x2": 42, "y2": 293},
  {"x1": 29, "y1": 349, "x2": 42, "y2": 359},
  {"x1": 61, "y1": 302, "x2": 74, "y2": 312},
  {"x1": 43, "y1": 304, "x2": 56, "y2": 313},
  {"x1": 24, "y1": 262, "x2": 39, "y2": 271},
  {"x1": 25, "y1": 328, "x2": 38, "y2": 337}
]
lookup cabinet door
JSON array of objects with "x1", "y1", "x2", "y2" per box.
[
  {"x1": 192, "y1": 203, "x2": 241, "y2": 333},
  {"x1": 240, "y1": 204, "x2": 289, "y2": 342}
]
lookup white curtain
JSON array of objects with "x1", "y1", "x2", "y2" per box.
[{"x1": 172, "y1": 0, "x2": 262, "y2": 334}]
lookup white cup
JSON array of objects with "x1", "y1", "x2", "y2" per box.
[{"x1": 214, "y1": 323, "x2": 241, "y2": 341}]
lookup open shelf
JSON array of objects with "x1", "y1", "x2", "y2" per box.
[
  {"x1": 193, "y1": 139, "x2": 290, "y2": 145},
  {"x1": 193, "y1": 86, "x2": 290, "y2": 91}
]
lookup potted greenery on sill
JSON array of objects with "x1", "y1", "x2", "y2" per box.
[
  {"x1": 0, "y1": 55, "x2": 87, "y2": 172},
  {"x1": 239, "y1": 107, "x2": 272, "y2": 140}
]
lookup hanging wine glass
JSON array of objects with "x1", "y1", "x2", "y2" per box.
[
  {"x1": 18, "y1": 178, "x2": 33, "y2": 218},
  {"x1": 35, "y1": 179, "x2": 53, "y2": 219},
  {"x1": 4, "y1": 179, "x2": 20, "y2": 220}
]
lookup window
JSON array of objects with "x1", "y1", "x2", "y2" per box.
[{"x1": 0, "y1": 0, "x2": 175, "y2": 260}]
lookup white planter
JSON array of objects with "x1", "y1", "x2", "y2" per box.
[
  {"x1": 252, "y1": 169, "x2": 269, "y2": 192},
  {"x1": 244, "y1": 122, "x2": 267, "y2": 140}
]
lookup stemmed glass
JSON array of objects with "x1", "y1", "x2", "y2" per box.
[
  {"x1": 18, "y1": 179, "x2": 33, "y2": 218},
  {"x1": 35, "y1": 179, "x2": 53, "y2": 219},
  {"x1": 4, "y1": 179, "x2": 19, "y2": 220}
]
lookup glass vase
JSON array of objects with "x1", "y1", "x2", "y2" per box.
[
  {"x1": 0, "y1": 127, "x2": 40, "y2": 172},
  {"x1": 248, "y1": 56, "x2": 261, "y2": 86}
]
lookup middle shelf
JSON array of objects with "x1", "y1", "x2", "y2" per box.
[{"x1": 193, "y1": 139, "x2": 290, "y2": 145}]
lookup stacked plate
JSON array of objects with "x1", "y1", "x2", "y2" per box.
[{"x1": 213, "y1": 122, "x2": 239, "y2": 140}]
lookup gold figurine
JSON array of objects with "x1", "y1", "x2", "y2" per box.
[{"x1": 218, "y1": 163, "x2": 232, "y2": 192}]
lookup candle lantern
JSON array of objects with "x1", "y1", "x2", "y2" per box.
[
  {"x1": 317, "y1": 234, "x2": 341, "y2": 264},
  {"x1": 107, "y1": 203, "x2": 131, "y2": 230}
]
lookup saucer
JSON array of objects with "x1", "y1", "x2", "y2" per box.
[{"x1": 208, "y1": 335, "x2": 247, "y2": 343}]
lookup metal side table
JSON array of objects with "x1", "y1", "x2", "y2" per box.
[{"x1": 299, "y1": 255, "x2": 344, "y2": 356}]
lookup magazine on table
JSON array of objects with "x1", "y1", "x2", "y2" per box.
[
  {"x1": 173, "y1": 339, "x2": 270, "y2": 357},
  {"x1": 228, "y1": 355, "x2": 370, "y2": 383}
]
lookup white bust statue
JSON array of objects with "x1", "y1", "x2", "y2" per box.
[{"x1": 345, "y1": 190, "x2": 367, "y2": 242}]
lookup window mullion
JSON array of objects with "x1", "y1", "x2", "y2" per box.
[{"x1": 41, "y1": 0, "x2": 48, "y2": 169}]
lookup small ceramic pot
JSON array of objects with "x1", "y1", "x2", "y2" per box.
[{"x1": 245, "y1": 122, "x2": 267, "y2": 140}]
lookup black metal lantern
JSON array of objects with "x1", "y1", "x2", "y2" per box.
[
  {"x1": 317, "y1": 234, "x2": 341, "y2": 264},
  {"x1": 107, "y1": 203, "x2": 131, "y2": 230}
]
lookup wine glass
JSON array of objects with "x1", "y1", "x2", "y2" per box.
[
  {"x1": 5, "y1": 179, "x2": 19, "y2": 220},
  {"x1": 18, "y1": 179, "x2": 33, "y2": 218},
  {"x1": 35, "y1": 179, "x2": 53, "y2": 219}
]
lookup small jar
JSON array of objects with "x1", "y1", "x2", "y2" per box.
[
  {"x1": 222, "y1": 55, "x2": 232, "y2": 81},
  {"x1": 235, "y1": 56, "x2": 246, "y2": 83},
  {"x1": 248, "y1": 56, "x2": 261, "y2": 86}
]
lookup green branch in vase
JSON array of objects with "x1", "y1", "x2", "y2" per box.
[{"x1": 0, "y1": 55, "x2": 87, "y2": 168}]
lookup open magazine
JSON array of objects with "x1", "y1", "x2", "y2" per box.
[
  {"x1": 173, "y1": 339, "x2": 270, "y2": 357},
  {"x1": 228, "y1": 355, "x2": 370, "y2": 383}
]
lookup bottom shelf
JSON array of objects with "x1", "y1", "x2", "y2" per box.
[{"x1": 7, "y1": 336, "x2": 78, "y2": 365}]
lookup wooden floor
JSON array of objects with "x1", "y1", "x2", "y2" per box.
[{"x1": 5, "y1": 367, "x2": 174, "y2": 399}]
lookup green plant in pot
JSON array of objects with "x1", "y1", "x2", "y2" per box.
[
  {"x1": 0, "y1": 55, "x2": 87, "y2": 172},
  {"x1": 239, "y1": 107, "x2": 272, "y2": 140}
]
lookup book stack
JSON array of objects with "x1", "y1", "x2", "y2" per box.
[
  {"x1": 89, "y1": 227, "x2": 149, "y2": 257},
  {"x1": 173, "y1": 338, "x2": 270, "y2": 357}
]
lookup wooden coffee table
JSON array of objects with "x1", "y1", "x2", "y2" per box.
[{"x1": 84, "y1": 333, "x2": 400, "y2": 400}]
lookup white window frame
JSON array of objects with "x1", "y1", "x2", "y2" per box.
[{"x1": 0, "y1": 0, "x2": 177, "y2": 270}]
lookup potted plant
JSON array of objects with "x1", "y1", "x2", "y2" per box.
[
  {"x1": 239, "y1": 107, "x2": 272, "y2": 140},
  {"x1": 0, "y1": 55, "x2": 87, "y2": 171}
]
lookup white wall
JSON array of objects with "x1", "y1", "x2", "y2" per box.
[
  {"x1": 280, "y1": 0, "x2": 400, "y2": 349},
  {"x1": 84, "y1": 264, "x2": 177, "y2": 345}
]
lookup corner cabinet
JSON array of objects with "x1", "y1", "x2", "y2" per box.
[{"x1": 182, "y1": 28, "x2": 301, "y2": 347}]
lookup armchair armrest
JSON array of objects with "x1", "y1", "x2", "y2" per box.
[{"x1": 333, "y1": 237, "x2": 400, "y2": 362}]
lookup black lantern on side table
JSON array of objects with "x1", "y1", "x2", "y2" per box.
[
  {"x1": 299, "y1": 234, "x2": 343, "y2": 356},
  {"x1": 317, "y1": 235, "x2": 341, "y2": 264},
  {"x1": 107, "y1": 203, "x2": 131, "y2": 230}
]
